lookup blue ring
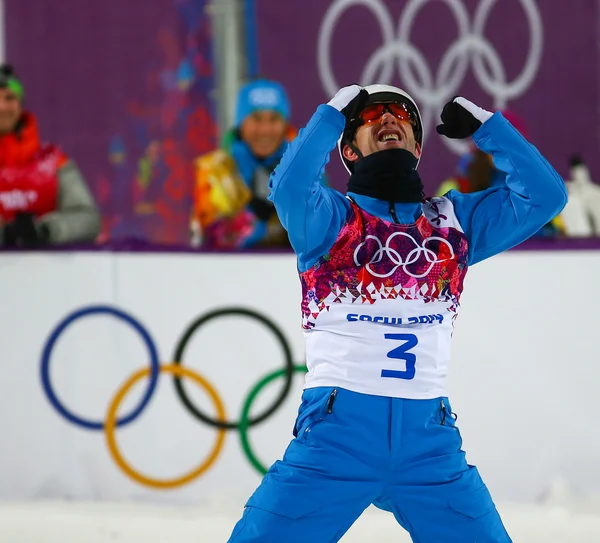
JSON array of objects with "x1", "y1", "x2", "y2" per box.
[{"x1": 40, "y1": 305, "x2": 160, "y2": 430}]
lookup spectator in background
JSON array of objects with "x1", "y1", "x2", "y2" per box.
[
  {"x1": 435, "y1": 110, "x2": 565, "y2": 238},
  {"x1": 560, "y1": 155, "x2": 600, "y2": 237},
  {"x1": 0, "y1": 64, "x2": 100, "y2": 247},
  {"x1": 190, "y1": 78, "x2": 296, "y2": 249}
]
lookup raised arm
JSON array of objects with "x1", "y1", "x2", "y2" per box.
[
  {"x1": 437, "y1": 98, "x2": 567, "y2": 265},
  {"x1": 269, "y1": 86, "x2": 366, "y2": 270}
]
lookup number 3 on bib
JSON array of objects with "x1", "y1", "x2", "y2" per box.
[{"x1": 381, "y1": 333, "x2": 418, "y2": 380}]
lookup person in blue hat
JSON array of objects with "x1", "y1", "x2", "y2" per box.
[{"x1": 191, "y1": 78, "x2": 296, "y2": 249}]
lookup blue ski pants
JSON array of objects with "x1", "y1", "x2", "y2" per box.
[{"x1": 228, "y1": 387, "x2": 511, "y2": 542}]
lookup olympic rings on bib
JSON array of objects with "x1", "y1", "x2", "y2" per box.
[
  {"x1": 40, "y1": 305, "x2": 304, "y2": 489},
  {"x1": 354, "y1": 232, "x2": 455, "y2": 279}
]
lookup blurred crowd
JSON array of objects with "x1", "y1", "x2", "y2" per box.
[
  {"x1": 0, "y1": 64, "x2": 100, "y2": 248},
  {"x1": 1, "y1": 62, "x2": 599, "y2": 250}
]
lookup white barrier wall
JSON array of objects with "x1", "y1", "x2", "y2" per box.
[{"x1": 0, "y1": 250, "x2": 599, "y2": 506}]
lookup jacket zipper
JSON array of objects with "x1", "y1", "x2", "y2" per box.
[{"x1": 389, "y1": 201, "x2": 399, "y2": 224}]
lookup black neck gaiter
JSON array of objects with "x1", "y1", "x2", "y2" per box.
[{"x1": 347, "y1": 148, "x2": 424, "y2": 203}]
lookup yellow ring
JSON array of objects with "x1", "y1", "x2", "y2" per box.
[{"x1": 104, "y1": 364, "x2": 226, "y2": 489}]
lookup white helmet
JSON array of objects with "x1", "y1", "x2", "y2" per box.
[{"x1": 337, "y1": 84, "x2": 424, "y2": 173}]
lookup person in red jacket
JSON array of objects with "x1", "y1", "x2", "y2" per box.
[{"x1": 0, "y1": 64, "x2": 100, "y2": 247}]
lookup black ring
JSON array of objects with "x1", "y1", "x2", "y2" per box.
[{"x1": 173, "y1": 307, "x2": 294, "y2": 430}]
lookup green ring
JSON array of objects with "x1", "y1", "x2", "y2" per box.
[{"x1": 239, "y1": 365, "x2": 308, "y2": 475}]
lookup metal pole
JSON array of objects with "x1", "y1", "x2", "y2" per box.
[
  {"x1": 208, "y1": 0, "x2": 244, "y2": 140},
  {"x1": 0, "y1": 0, "x2": 5, "y2": 63}
]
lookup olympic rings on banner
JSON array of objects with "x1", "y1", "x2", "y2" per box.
[
  {"x1": 239, "y1": 365, "x2": 308, "y2": 475},
  {"x1": 40, "y1": 305, "x2": 304, "y2": 489},
  {"x1": 104, "y1": 364, "x2": 227, "y2": 489},
  {"x1": 172, "y1": 307, "x2": 294, "y2": 430},
  {"x1": 41, "y1": 305, "x2": 160, "y2": 430},
  {"x1": 317, "y1": 0, "x2": 543, "y2": 154}
]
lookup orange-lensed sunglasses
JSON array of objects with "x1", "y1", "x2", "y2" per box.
[{"x1": 355, "y1": 102, "x2": 416, "y2": 126}]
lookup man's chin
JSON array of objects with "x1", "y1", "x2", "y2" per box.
[{"x1": 376, "y1": 142, "x2": 404, "y2": 152}]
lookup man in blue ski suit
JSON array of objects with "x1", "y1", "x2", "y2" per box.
[{"x1": 228, "y1": 84, "x2": 567, "y2": 542}]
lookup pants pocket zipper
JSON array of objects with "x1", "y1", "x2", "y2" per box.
[
  {"x1": 304, "y1": 389, "x2": 338, "y2": 437},
  {"x1": 327, "y1": 389, "x2": 338, "y2": 414}
]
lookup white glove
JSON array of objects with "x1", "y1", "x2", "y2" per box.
[
  {"x1": 454, "y1": 97, "x2": 493, "y2": 124},
  {"x1": 327, "y1": 85, "x2": 363, "y2": 112}
]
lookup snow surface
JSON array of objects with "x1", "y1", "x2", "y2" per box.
[{"x1": 2, "y1": 497, "x2": 600, "y2": 542}]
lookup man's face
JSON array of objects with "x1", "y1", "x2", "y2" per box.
[
  {"x1": 0, "y1": 88, "x2": 21, "y2": 134},
  {"x1": 239, "y1": 110, "x2": 287, "y2": 159},
  {"x1": 343, "y1": 106, "x2": 421, "y2": 165}
]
